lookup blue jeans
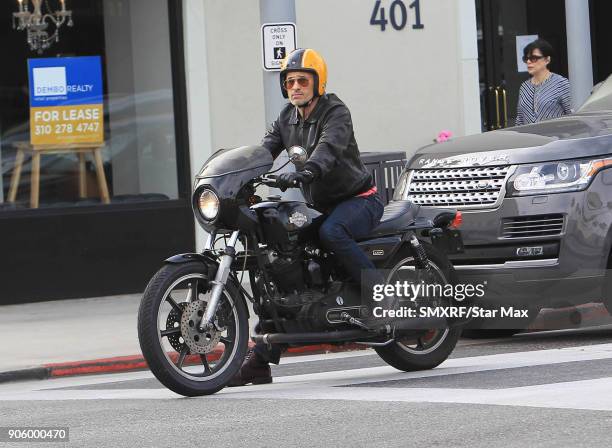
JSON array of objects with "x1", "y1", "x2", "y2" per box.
[
  {"x1": 318, "y1": 194, "x2": 385, "y2": 288},
  {"x1": 254, "y1": 194, "x2": 385, "y2": 364}
]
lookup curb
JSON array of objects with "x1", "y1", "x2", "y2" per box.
[{"x1": 0, "y1": 343, "x2": 367, "y2": 385}]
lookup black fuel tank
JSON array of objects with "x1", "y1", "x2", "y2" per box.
[{"x1": 252, "y1": 201, "x2": 325, "y2": 246}]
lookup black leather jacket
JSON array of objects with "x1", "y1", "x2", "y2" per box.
[{"x1": 261, "y1": 93, "x2": 373, "y2": 208}]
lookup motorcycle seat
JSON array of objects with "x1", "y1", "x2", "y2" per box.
[{"x1": 360, "y1": 200, "x2": 421, "y2": 240}]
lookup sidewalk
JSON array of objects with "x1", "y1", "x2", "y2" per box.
[
  {"x1": 0, "y1": 294, "x2": 365, "y2": 383},
  {"x1": 1, "y1": 294, "x2": 611, "y2": 384},
  {"x1": 1, "y1": 295, "x2": 142, "y2": 372}
]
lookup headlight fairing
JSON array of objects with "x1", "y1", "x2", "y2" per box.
[
  {"x1": 507, "y1": 158, "x2": 612, "y2": 196},
  {"x1": 197, "y1": 189, "x2": 220, "y2": 221}
]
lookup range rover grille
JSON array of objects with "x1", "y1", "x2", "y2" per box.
[
  {"x1": 502, "y1": 214, "x2": 565, "y2": 238},
  {"x1": 406, "y1": 166, "x2": 512, "y2": 208}
]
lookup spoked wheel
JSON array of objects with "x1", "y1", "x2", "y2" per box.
[
  {"x1": 375, "y1": 245, "x2": 461, "y2": 371},
  {"x1": 138, "y1": 261, "x2": 249, "y2": 396}
]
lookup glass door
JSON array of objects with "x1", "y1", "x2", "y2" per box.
[{"x1": 477, "y1": 0, "x2": 568, "y2": 131}]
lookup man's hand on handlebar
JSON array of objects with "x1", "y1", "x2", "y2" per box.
[{"x1": 276, "y1": 170, "x2": 315, "y2": 192}]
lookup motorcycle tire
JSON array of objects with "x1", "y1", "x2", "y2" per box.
[
  {"x1": 138, "y1": 261, "x2": 249, "y2": 396},
  {"x1": 375, "y1": 243, "x2": 462, "y2": 372}
]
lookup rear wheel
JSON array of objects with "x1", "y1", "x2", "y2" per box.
[{"x1": 374, "y1": 243, "x2": 461, "y2": 371}]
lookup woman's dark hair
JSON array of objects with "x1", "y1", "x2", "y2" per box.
[{"x1": 523, "y1": 39, "x2": 554, "y2": 63}]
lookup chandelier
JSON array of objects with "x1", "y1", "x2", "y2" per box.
[{"x1": 13, "y1": 0, "x2": 73, "y2": 54}]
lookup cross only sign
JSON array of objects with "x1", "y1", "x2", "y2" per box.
[{"x1": 261, "y1": 23, "x2": 296, "y2": 71}]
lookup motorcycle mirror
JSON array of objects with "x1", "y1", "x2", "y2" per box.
[{"x1": 287, "y1": 146, "x2": 308, "y2": 165}]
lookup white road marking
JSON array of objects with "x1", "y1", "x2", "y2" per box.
[
  {"x1": 2, "y1": 343, "x2": 612, "y2": 411},
  {"x1": 213, "y1": 378, "x2": 612, "y2": 412}
]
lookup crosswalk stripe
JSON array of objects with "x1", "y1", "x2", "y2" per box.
[{"x1": 1, "y1": 343, "x2": 612, "y2": 410}]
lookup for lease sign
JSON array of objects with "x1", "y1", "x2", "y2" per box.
[{"x1": 28, "y1": 56, "x2": 104, "y2": 145}]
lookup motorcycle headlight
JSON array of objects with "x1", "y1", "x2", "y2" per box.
[
  {"x1": 198, "y1": 189, "x2": 220, "y2": 221},
  {"x1": 508, "y1": 158, "x2": 612, "y2": 196}
]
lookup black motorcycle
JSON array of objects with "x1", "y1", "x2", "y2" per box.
[{"x1": 138, "y1": 145, "x2": 464, "y2": 396}]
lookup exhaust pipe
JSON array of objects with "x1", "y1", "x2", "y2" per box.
[
  {"x1": 251, "y1": 316, "x2": 451, "y2": 345},
  {"x1": 251, "y1": 329, "x2": 374, "y2": 345}
]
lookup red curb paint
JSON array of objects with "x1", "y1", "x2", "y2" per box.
[
  {"x1": 45, "y1": 355, "x2": 145, "y2": 368},
  {"x1": 286, "y1": 343, "x2": 364, "y2": 355},
  {"x1": 45, "y1": 342, "x2": 367, "y2": 379},
  {"x1": 52, "y1": 362, "x2": 148, "y2": 377}
]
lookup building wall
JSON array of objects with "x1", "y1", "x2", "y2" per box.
[
  {"x1": 201, "y1": 0, "x2": 266, "y2": 151},
  {"x1": 295, "y1": 0, "x2": 481, "y2": 155},
  {"x1": 184, "y1": 1, "x2": 481, "y2": 169}
]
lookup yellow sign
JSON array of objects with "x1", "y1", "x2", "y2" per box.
[{"x1": 30, "y1": 104, "x2": 104, "y2": 145}]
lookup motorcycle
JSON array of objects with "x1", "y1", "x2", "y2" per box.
[{"x1": 137, "y1": 145, "x2": 465, "y2": 396}]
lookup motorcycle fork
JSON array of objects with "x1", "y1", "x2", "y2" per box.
[{"x1": 198, "y1": 230, "x2": 240, "y2": 332}]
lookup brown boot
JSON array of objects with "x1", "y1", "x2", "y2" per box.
[{"x1": 228, "y1": 349, "x2": 273, "y2": 387}]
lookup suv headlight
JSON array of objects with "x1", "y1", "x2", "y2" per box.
[
  {"x1": 508, "y1": 158, "x2": 612, "y2": 196},
  {"x1": 197, "y1": 189, "x2": 220, "y2": 221}
]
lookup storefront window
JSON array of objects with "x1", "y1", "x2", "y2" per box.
[{"x1": 0, "y1": 0, "x2": 180, "y2": 210}]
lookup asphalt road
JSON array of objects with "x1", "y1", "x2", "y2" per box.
[{"x1": 2, "y1": 326, "x2": 612, "y2": 448}]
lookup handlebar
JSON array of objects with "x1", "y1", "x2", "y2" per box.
[{"x1": 256, "y1": 174, "x2": 301, "y2": 190}]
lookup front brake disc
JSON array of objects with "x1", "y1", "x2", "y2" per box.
[
  {"x1": 180, "y1": 301, "x2": 221, "y2": 354},
  {"x1": 165, "y1": 302, "x2": 188, "y2": 352}
]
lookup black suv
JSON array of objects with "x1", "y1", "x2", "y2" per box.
[{"x1": 394, "y1": 76, "x2": 612, "y2": 332}]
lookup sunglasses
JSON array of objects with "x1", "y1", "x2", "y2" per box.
[
  {"x1": 284, "y1": 77, "x2": 310, "y2": 89},
  {"x1": 523, "y1": 55, "x2": 546, "y2": 63}
]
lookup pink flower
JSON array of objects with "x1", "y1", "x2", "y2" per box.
[{"x1": 436, "y1": 130, "x2": 453, "y2": 143}]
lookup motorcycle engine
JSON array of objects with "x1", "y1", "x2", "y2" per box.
[
  {"x1": 261, "y1": 246, "x2": 364, "y2": 332},
  {"x1": 266, "y1": 248, "x2": 307, "y2": 294},
  {"x1": 266, "y1": 244, "x2": 332, "y2": 294}
]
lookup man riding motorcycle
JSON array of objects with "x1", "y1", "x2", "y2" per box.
[{"x1": 230, "y1": 48, "x2": 385, "y2": 386}]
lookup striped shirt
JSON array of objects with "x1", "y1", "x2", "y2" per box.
[{"x1": 515, "y1": 73, "x2": 572, "y2": 126}]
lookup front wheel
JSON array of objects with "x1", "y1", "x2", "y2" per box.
[
  {"x1": 138, "y1": 261, "x2": 249, "y2": 396},
  {"x1": 375, "y1": 243, "x2": 461, "y2": 371}
]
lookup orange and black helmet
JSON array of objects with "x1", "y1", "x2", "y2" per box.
[{"x1": 280, "y1": 48, "x2": 328, "y2": 99}]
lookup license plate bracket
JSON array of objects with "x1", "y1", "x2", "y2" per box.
[{"x1": 431, "y1": 229, "x2": 464, "y2": 254}]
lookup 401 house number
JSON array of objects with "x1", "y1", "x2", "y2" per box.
[{"x1": 370, "y1": 0, "x2": 424, "y2": 31}]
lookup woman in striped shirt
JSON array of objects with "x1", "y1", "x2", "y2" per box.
[{"x1": 516, "y1": 39, "x2": 572, "y2": 126}]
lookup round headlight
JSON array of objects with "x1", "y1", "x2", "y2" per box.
[{"x1": 198, "y1": 189, "x2": 219, "y2": 221}]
